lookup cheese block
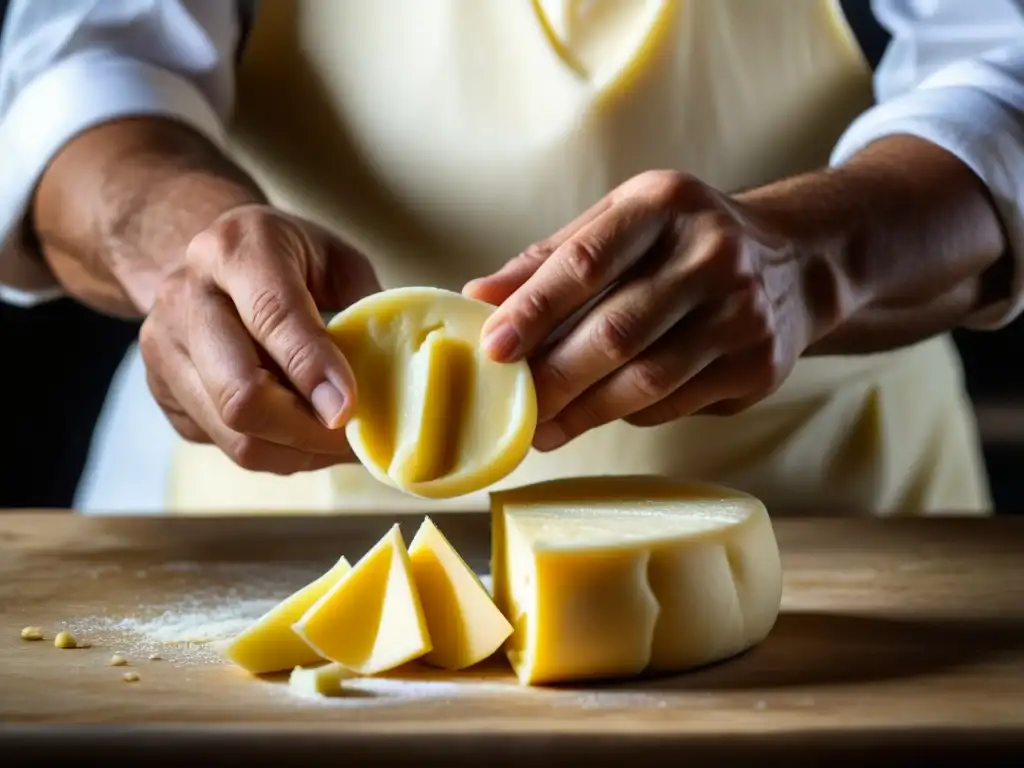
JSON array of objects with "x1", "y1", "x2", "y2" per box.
[
  {"x1": 490, "y1": 476, "x2": 783, "y2": 685},
  {"x1": 292, "y1": 524, "x2": 432, "y2": 675},
  {"x1": 408, "y1": 516, "x2": 513, "y2": 670},
  {"x1": 224, "y1": 555, "x2": 352, "y2": 674},
  {"x1": 288, "y1": 662, "x2": 355, "y2": 697},
  {"x1": 326, "y1": 287, "x2": 537, "y2": 499}
]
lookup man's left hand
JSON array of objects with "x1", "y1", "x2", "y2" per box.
[{"x1": 464, "y1": 170, "x2": 822, "y2": 452}]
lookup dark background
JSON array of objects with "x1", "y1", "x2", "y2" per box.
[{"x1": 1, "y1": 298, "x2": 1022, "y2": 513}]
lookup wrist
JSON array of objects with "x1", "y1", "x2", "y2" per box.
[
  {"x1": 736, "y1": 173, "x2": 869, "y2": 349},
  {"x1": 33, "y1": 117, "x2": 266, "y2": 316}
]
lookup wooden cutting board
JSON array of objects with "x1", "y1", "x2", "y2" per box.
[{"x1": 1, "y1": 512, "x2": 1022, "y2": 764}]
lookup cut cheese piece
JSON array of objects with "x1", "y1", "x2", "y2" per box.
[
  {"x1": 327, "y1": 287, "x2": 537, "y2": 499},
  {"x1": 293, "y1": 524, "x2": 432, "y2": 675},
  {"x1": 289, "y1": 662, "x2": 355, "y2": 698},
  {"x1": 491, "y1": 476, "x2": 783, "y2": 685},
  {"x1": 224, "y1": 555, "x2": 352, "y2": 674},
  {"x1": 408, "y1": 516, "x2": 513, "y2": 670}
]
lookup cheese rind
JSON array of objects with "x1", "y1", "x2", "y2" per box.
[
  {"x1": 292, "y1": 524, "x2": 432, "y2": 675},
  {"x1": 327, "y1": 287, "x2": 537, "y2": 499},
  {"x1": 408, "y1": 516, "x2": 513, "y2": 670},
  {"x1": 224, "y1": 555, "x2": 352, "y2": 675},
  {"x1": 491, "y1": 476, "x2": 783, "y2": 685}
]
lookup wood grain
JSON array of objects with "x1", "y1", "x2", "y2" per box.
[{"x1": 1, "y1": 512, "x2": 1022, "y2": 765}]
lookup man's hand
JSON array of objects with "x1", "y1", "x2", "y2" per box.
[
  {"x1": 466, "y1": 137, "x2": 1009, "y2": 453},
  {"x1": 140, "y1": 205, "x2": 382, "y2": 475},
  {"x1": 464, "y1": 170, "x2": 826, "y2": 452}
]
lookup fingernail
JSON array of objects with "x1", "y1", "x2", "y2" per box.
[
  {"x1": 482, "y1": 323, "x2": 521, "y2": 361},
  {"x1": 533, "y1": 421, "x2": 566, "y2": 452},
  {"x1": 311, "y1": 380, "x2": 348, "y2": 429}
]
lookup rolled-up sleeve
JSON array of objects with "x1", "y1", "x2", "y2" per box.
[
  {"x1": 831, "y1": 0, "x2": 1024, "y2": 330},
  {"x1": 0, "y1": 0, "x2": 241, "y2": 307}
]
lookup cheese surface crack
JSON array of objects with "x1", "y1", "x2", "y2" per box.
[{"x1": 327, "y1": 287, "x2": 537, "y2": 499}]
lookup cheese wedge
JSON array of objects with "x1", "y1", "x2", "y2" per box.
[
  {"x1": 327, "y1": 287, "x2": 537, "y2": 499},
  {"x1": 293, "y1": 524, "x2": 432, "y2": 675},
  {"x1": 289, "y1": 662, "x2": 355, "y2": 698},
  {"x1": 491, "y1": 476, "x2": 783, "y2": 685},
  {"x1": 408, "y1": 516, "x2": 513, "y2": 670},
  {"x1": 224, "y1": 555, "x2": 352, "y2": 674}
]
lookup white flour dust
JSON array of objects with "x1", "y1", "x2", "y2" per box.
[{"x1": 67, "y1": 561, "x2": 319, "y2": 664}]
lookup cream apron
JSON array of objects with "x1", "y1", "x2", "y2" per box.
[{"x1": 168, "y1": 0, "x2": 991, "y2": 516}]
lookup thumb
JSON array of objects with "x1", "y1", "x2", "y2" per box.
[{"x1": 190, "y1": 218, "x2": 359, "y2": 430}]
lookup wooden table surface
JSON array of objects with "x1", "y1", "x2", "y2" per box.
[{"x1": 1, "y1": 511, "x2": 1022, "y2": 765}]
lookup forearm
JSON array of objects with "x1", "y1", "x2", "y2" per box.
[
  {"x1": 738, "y1": 135, "x2": 1009, "y2": 355},
  {"x1": 32, "y1": 117, "x2": 265, "y2": 317}
]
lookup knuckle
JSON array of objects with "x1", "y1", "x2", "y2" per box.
[
  {"x1": 218, "y1": 374, "x2": 268, "y2": 433},
  {"x1": 751, "y1": 344, "x2": 784, "y2": 393},
  {"x1": 248, "y1": 287, "x2": 291, "y2": 342},
  {"x1": 532, "y1": 358, "x2": 576, "y2": 411},
  {"x1": 516, "y1": 289, "x2": 553, "y2": 328},
  {"x1": 138, "y1": 318, "x2": 161, "y2": 365},
  {"x1": 228, "y1": 435, "x2": 266, "y2": 472},
  {"x1": 562, "y1": 239, "x2": 606, "y2": 290},
  {"x1": 643, "y1": 170, "x2": 714, "y2": 212},
  {"x1": 655, "y1": 170, "x2": 699, "y2": 207},
  {"x1": 520, "y1": 243, "x2": 552, "y2": 265},
  {"x1": 625, "y1": 403, "x2": 672, "y2": 428},
  {"x1": 629, "y1": 359, "x2": 676, "y2": 400},
  {"x1": 591, "y1": 311, "x2": 637, "y2": 363},
  {"x1": 741, "y1": 285, "x2": 775, "y2": 340},
  {"x1": 168, "y1": 414, "x2": 208, "y2": 444},
  {"x1": 187, "y1": 206, "x2": 273, "y2": 270},
  {"x1": 281, "y1": 340, "x2": 323, "y2": 383}
]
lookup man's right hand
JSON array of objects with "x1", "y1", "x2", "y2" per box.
[{"x1": 140, "y1": 204, "x2": 382, "y2": 475}]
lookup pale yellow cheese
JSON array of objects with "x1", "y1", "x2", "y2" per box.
[
  {"x1": 293, "y1": 524, "x2": 432, "y2": 675},
  {"x1": 224, "y1": 555, "x2": 352, "y2": 675},
  {"x1": 408, "y1": 516, "x2": 513, "y2": 670},
  {"x1": 327, "y1": 287, "x2": 537, "y2": 499},
  {"x1": 491, "y1": 476, "x2": 783, "y2": 685},
  {"x1": 288, "y1": 662, "x2": 355, "y2": 697}
]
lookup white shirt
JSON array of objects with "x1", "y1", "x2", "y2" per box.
[{"x1": 2, "y1": 0, "x2": 1024, "y2": 512}]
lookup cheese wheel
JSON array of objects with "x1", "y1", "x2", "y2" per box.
[
  {"x1": 490, "y1": 476, "x2": 783, "y2": 685},
  {"x1": 327, "y1": 287, "x2": 537, "y2": 499}
]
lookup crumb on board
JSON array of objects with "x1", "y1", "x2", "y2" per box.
[
  {"x1": 20, "y1": 626, "x2": 43, "y2": 641},
  {"x1": 123, "y1": 671, "x2": 140, "y2": 683},
  {"x1": 54, "y1": 631, "x2": 77, "y2": 649},
  {"x1": 109, "y1": 654, "x2": 128, "y2": 667},
  {"x1": 148, "y1": 653, "x2": 162, "y2": 661}
]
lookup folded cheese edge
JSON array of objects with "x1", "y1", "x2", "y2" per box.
[{"x1": 327, "y1": 286, "x2": 537, "y2": 500}]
